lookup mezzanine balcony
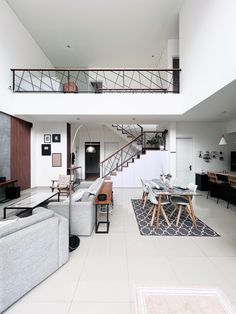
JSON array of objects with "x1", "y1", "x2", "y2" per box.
[{"x1": 11, "y1": 68, "x2": 180, "y2": 94}]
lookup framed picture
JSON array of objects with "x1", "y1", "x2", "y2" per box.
[
  {"x1": 41, "y1": 144, "x2": 51, "y2": 156},
  {"x1": 52, "y1": 134, "x2": 61, "y2": 143},
  {"x1": 44, "y1": 134, "x2": 51, "y2": 143},
  {"x1": 52, "y1": 153, "x2": 62, "y2": 167}
]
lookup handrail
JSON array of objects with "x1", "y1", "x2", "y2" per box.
[
  {"x1": 113, "y1": 124, "x2": 143, "y2": 139},
  {"x1": 11, "y1": 68, "x2": 180, "y2": 94},
  {"x1": 11, "y1": 68, "x2": 181, "y2": 72},
  {"x1": 100, "y1": 134, "x2": 143, "y2": 165}
]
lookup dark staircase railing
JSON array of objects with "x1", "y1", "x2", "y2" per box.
[
  {"x1": 112, "y1": 124, "x2": 143, "y2": 140},
  {"x1": 100, "y1": 128, "x2": 168, "y2": 178},
  {"x1": 11, "y1": 68, "x2": 180, "y2": 93},
  {"x1": 100, "y1": 134, "x2": 144, "y2": 178}
]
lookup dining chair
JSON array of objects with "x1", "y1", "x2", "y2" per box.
[
  {"x1": 170, "y1": 183, "x2": 198, "y2": 226},
  {"x1": 140, "y1": 178, "x2": 149, "y2": 209},
  {"x1": 207, "y1": 172, "x2": 221, "y2": 201},
  {"x1": 225, "y1": 175, "x2": 236, "y2": 208},
  {"x1": 146, "y1": 184, "x2": 170, "y2": 228}
]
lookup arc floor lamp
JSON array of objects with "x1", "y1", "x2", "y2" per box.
[{"x1": 68, "y1": 124, "x2": 96, "y2": 251}]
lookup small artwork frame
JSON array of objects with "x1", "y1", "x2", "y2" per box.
[
  {"x1": 52, "y1": 153, "x2": 62, "y2": 167},
  {"x1": 52, "y1": 134, "x2": 61, "y2": 143},
  {"x1": 41, "y1": 144, "x2": 51, "y2": 156},
  {"x1": 44, "y1": 134, "x2": 51, "y2": 143}
]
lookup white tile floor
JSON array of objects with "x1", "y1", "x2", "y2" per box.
[{"x1": 2, "y1": 187, "x2": 236, "y2": 313}]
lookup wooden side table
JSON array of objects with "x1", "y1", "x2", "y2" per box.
[{"x1": 94, "y1": 181, "x2": 113, "y2": 233}]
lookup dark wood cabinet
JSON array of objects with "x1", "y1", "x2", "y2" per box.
[{"x1": 195, "y1": 173, "x2": 209, "y2": 191}]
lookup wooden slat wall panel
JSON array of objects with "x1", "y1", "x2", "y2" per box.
[{"x1": 11, "y1": 117, "x2": 32, "y2": 190}]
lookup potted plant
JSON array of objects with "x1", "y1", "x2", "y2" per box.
[{"x1": 146, "y1": 133, "x2": 164, "y2": 149}]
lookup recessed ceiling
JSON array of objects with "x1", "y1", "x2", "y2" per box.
[{"x1": 6, "y1": 0, "x2": 183, "y2": 67}]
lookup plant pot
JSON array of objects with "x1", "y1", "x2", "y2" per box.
[{"x1": 63, "y1": 82, "x2": 78, "y2": 93}]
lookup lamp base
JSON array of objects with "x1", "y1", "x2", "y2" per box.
[{"x1": 69, "y1": 235, "x2": 80, "y2": 252}]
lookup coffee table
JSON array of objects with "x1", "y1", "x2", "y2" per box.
[{"x1": 3, "y1": 192, "x2": 59, "y2": 219}]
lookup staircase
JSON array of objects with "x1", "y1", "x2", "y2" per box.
[{"x1": 100, "y1": 125, "x2": 167, "y2": 178}]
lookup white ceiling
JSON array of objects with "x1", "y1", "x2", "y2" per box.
[
  {"x1": 6, "y1": 0, "x2": 236, "y2": 124},
  {"x1": 6, "y1": 0, "x2": 183, "y2": 68}
]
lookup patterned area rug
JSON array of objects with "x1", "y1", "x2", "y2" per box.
[{"x1": 131, "y1": 199, "x2": 220, "y2": 237}]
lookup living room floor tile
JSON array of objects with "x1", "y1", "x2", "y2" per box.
[
  {"x1": 68, "y1": 301, "x2": 132, "y2": 314},
  {"x1": 4, "y1": 301, "x2": 70, "y2": 314}
]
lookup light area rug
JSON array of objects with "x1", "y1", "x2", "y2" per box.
[{"x1": 135, "y1": 287, "x2": 235, "y2": 314}]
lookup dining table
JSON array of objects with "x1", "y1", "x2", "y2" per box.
[{"x1": 146, "y1": 179, "x2": 201, "y2": 227}]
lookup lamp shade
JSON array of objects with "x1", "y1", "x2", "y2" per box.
[
  {"x1": 86, "y1": 145, "x2": 96, "y2": 153},
  {"x1": 219, "y1": 135, "x2": 227, "y2": 145}
]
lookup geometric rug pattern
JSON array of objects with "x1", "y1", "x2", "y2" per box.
[{"x1": 131, "y1": 199, "x2": 220, "y2": 237}]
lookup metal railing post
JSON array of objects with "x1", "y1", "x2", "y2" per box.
[{"x1": 12, "y1": 70, "x2": 15, "y2": 92}]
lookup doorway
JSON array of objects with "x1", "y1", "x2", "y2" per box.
[
  {"x1": 172, "y1": 57, "x2": 179, "y2": 93},
  {"x1": 176, "y1": 137, "x2": 193, "y2": 185},
  {"x1": 85, "y1": 142, "x2": 100, "y2": 180}
]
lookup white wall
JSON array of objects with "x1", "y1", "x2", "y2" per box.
[
  {"x1": 167, "y1": 39, "x2": 179, "y2": 68},
  {"x1": 71, "y1": 124, "x2": 127, "y2": 179},
  {"x1": 31, "y1": 122, "x2": 67, "y2": 187},
  {"x1": 0, "y1": 1, "x2": 53, "y2": 114},
  {"x1": 180, "y1": 0, "x2": 236, "y2": 111},
  {"x1": 12, "y1": 93, "x2": 183, "y2": 116},
  {"x1": 226, "y1": 119, "x2": 236, "y2": 134},
  {"x1": 176, "y1": 122, "x2": 233, "y2": 174},
  {"x1": 111, "y1": 150, "x2": 169, "y2": 188}
]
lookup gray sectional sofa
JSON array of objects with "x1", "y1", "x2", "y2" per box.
[
  {"x1": 0, "y1": 207, "x2": 69, "y2": 313},
  {"x1": 47, "y1": 178, "x2": 104, "y2": 236}
]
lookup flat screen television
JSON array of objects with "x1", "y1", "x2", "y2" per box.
[{"x1": 231, "y1": 151, "x2": 236, "y2": 171}]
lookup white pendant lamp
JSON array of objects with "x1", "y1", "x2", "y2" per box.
[
  {"x1": 219, "y1": 135, "x2": 227, "y2": 145},
  {"x1": 86, "y1": 145, "x2": 96, "y2": 153},
  {"x1": 218, "y1": 111, "x2": 227, "y2": 145}
]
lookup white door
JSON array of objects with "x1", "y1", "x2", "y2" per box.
[
  {"x1": 104, "y1": 142, "x2": 119, "y2": 159},
  {"x1": 176, "y1": 138, "x2": 193, "y2": 185}
]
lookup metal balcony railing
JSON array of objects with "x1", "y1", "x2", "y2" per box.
[{"x1": 11, "y1": 68, "x2": 180, "y2": 93}]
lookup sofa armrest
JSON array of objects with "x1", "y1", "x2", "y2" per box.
[
  {"x1": 47, "y1": 202, "x2": 69, "y2": 220},
  {"x1": 54, "y1": 213, "x2": 69, "y2": 266}
]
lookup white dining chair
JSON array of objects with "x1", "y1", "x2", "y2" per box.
[
  {"x1": 170, "y1": 183, "x2": 198, "y2": 226},
  {"x1": 140, "y1": 178, "x2": 149, "y2": 209},
  {"x1": 146, "y1": 184, "x2": 170, "y2": 228}
]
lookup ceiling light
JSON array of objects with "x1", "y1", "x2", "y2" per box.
[
  {"x1": 219, "y1": 135, "x2": 227, "y2": 145},
  {"x1": 218, "y1": 111, "x2": 227, "y2": 145},
  {"x1": 86, "y1": 146, "x2": 96, "y2": 153}
]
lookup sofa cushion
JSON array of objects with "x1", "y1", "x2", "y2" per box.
[
  {"x1": 0, "y1": 207, "x2": 54, "y2": 239},
  {"x1": 74, "y1": 190, "x2": 85, "y2": 202},
  {"x1": 87, "y1": 178, "x2": 103, "y2": 195},
  {"x1": 0, "y1": 217, "x2": 18, "y2": 228}
]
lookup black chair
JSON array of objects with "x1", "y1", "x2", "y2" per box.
[
  {"x1": 207, "y1": 172, "x2": 221, "y2": 201},
  {"x1": 216, "y1": 174, "x2": 229, "y2": 203},
  {"x1": 225, "y1": 176, "x2": 236, "y2": 208}
]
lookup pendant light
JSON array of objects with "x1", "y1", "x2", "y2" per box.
[
  {"x1": 219, "y1": 135, "x2": 227, "y2": 145},
  {"x1": 218, "y1": 111, "x2": 227, "y2": 145},
  {"x1": 83, "y1": 125, "x2": 96, "y2": 153},
  {"x1": 86, "y1": 145, "x2": 96, "y2": 153}
]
